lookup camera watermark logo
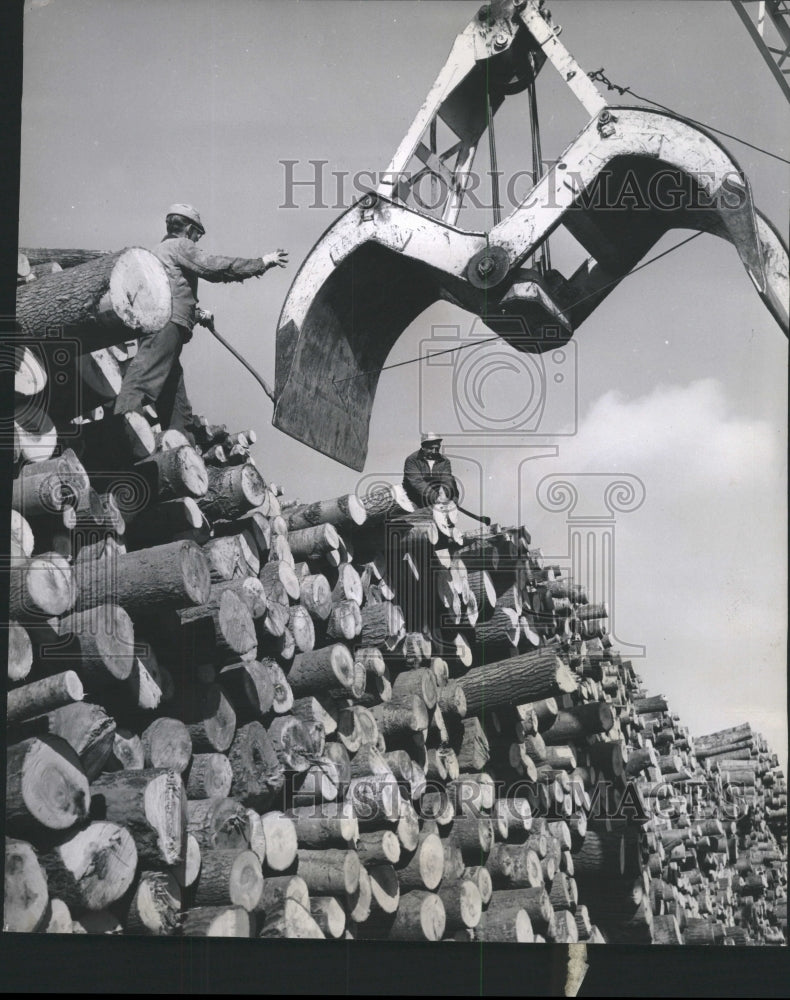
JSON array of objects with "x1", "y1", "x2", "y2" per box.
[
  {"x1": 419, "y1": 319, "x2": 578, "y2": 444},
  {"x1": 1, "y1": 324, "x2": 83, "y2": 448},
  {"x1": 529, "y1": 471, "x2": 647, "y2": 655}
]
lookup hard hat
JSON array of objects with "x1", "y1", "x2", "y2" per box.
[
  {"x1": 421, "y1": 431, "x2": 442, "y2": 444},
  {"x1": 166, "y1": 203, "x2": 205, "y2": 234}
]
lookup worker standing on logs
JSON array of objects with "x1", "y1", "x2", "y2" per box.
[
  {"x1": 114, "y1": 203, "x2": 287, "y2": 434},
  {"x1": 402, "y1": 432, "x2": 459, "y2": 509}
]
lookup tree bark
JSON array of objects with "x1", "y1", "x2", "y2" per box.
[
  {"x1": 38, "y1": 821, "x2": 137, "y2": 911},
  {"x1": 125, "y1": 497, "x2": 209, "y2": 548},
  {"x1": 187, "y1": 797, "x2": 251, "y2": 853},
  {"x1": 258, "y1": 898, "x2": 324, "y2": 938},
  {"x1": 75, "y1": 539, "x2": 211, "y2": 614},
  {"x1": 304, "y1": 896, "x2": 346, "y2": 940},
  {"x1": 34, "y1": 702, "x2": 116, "y2": 781},
  {"x1": 226, "y1": 722, "x2": 285, "y2": 812},
  {"x1": 125, "y1": 870, "x2": 181, "y2": 936},
  {"x1": 4, "y1": 837, "x2": 50, "y2": 932},
  {"x1": 186, "y1": 753, "x2": 233, "y2": 800},
  {"x1": 219, "y1": 660, "x2": 275, "y2": 722},
  {"x1": 286, "y1": 494, "x2": 366, "y2": 532},
  {"x1": 181, "y1": 905, "x2": 251, "y2": 937},
  {"x1": 458, "y1": 649, "x2": 576, "y2": 715},
  {"x1": 6, "y1": 735, "x2": 90, "y2": 837},
  {"x1": 9, "y1": 554, "x2": 75, "y2": 621},
  {"x1": 199, "y1": 463, "x2": 266, "y2": 522},
  {"x1": 6, "y1": 671, "x2": 84, "y2": 725},
  {"x1": 89, "y1": 767, "x2": 186, "y2": 865},
  {"x1": 192, "y1": 848, "x2": 263, "y2": 912},
  {"x1": 16, "y1": 247, "x2": 171, "y2": 349},
  {"x1": 182, "y1": 683, "x2": 237, "y2": 753},
  {"x1": 141, "y1": 717, "x2": 193, "y2": 773},
  {"x1": 54, "y1": 605, "x2": 135, "y2": 687},
  {"x1": 135, "y1": 446, "x2": 209, "y2": 503},
  {"x1": 288, "y1": 644, "x2": 355, "y2": 696}
]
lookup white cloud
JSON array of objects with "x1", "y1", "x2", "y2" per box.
[{"x1": 468, "y1": 378, "x2": 787, "y2": 769}]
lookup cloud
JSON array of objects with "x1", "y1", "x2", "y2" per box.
[{"x1": 472, "y1": 378, "x2": 787, "y2": 768}]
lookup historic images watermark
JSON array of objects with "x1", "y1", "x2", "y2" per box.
[
  {"x1": 279, "y1": 159, "x2": 749, "y2": 214},
  {"x1": 419, "y1": 320, "x2": 579, "y2": 442}
]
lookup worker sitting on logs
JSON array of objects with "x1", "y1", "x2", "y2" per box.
[
  {"x1": 114, "y1": 203, "x2": 287, "y2": 434},
  {"x1": 402, "y1": 432, "x2": 460, "y2": 508}
]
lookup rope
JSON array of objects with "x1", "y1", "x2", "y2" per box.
[{"x1": 588, "y1": 68, "x2": 790, "y2": 165}]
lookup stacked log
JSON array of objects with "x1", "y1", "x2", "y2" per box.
[{"x1": 5, "y1": 258, "x2": 786, "y2": 945}]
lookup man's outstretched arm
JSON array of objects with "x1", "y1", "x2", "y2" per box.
[{"x1": 172, "y1": 241, "x2": 288, "y2": 282}]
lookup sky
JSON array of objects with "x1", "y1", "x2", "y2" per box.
[{"x1": 18, "y1": 0, "x2": 788, "y2": 768}]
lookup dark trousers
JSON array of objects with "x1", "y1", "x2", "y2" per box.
[{"x1": 115, "y1": 321, "x2": 194, "y2": 433}]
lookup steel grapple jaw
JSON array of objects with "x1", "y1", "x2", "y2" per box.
[{"x1": 273, "y1": 2, "x2": 788, "y2": 471}]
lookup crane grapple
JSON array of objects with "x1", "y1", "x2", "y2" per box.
[{"x1": 273, "y1": 0, "x2": 788, "y2": 471}]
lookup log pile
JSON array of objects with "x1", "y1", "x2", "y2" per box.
[{"x1": 5, "y1": 249, "x2": 786, "y2": 945}]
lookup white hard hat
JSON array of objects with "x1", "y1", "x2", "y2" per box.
[
  {"x1": 166, "y1": 203, "x2": 205, "y2": 234},
  {"x1": 421, "y1": 432, "x2": 442, "y2": 444}
]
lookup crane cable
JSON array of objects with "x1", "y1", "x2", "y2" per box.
[
  {"x1": 588, "y1": 68, "x2": 790, "y2": 166},
  {"x1": 330, "y1": 230, "x2": 704, "y2": 385}
]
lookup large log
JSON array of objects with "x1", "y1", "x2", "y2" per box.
[
  {"x1": 6, "y1": 735, "x2": 90, "y2": 836},
  {"x1": 285, "y1": 494, "x2": 367, "y2": 532},
  {"x1": 89, "y1": 768, "x2": 186, "y2": 865},
  {"x1": 369, "y1": 890, "x2": 445, "y2": 942},
  {"x1": 20, "y1": 247, "x2": 109, "y2": 269},
  {"x1": 10, "y1": 510, "x2": 35, "y2": 564},
  {"x1": 395, "y1": 831, "x2": 444, "y2": 891},
  {"x1": 9, "y1": 554, "x2": 75, "y2": 620},
  {"x1": 16, "y1": 247, "x2": 171, "y2": 350},
  {"x1": 125, "y1": 497, "x2": 210, "y2": 549},
  {"x1": 74, "y1": 539, "x2": 211, "y2": 614},
  {"x1": 168, "y1": 590, "x2": 257, "y2": 666},
  {"x1": 259, "y1": 898, "x2": 324, "y2": 939},
  {"x1": 187, "y1": 797, "x2": 251, "y2": 853},
  {"x1": 199, "y1": 463, "x2": 266, "y2": 522},
  {"x1": 54, "y1": 605, "x2": 135, "y2": 687},
  {"x1": 310, "y1": 896, "x2": 347, "y2": 938},
  {"x1": 359, "y1": 602, "x2": 406, "y2": 649},
  {"x1": 192, "y1": 848, "x2": 263, "y2": 912},
  {"x1": 4, "y1": 837, "x2": 50, "y2": 932},
  {"x1": 135, "y1": 446, "x2": 209, "y2": 503},
  {"x1": 298, "y1": 573, "x2": 333, "y2": 621},
  {"x1": 296, "y1": 848, "x2": 360, "y2": 896},
  {"x1": 226, "y1": 722, "x2": 285, "y2": 811},
  {"x1": 457, "y1": 649, "x2": 577, "y2": 715},
  {"x1": 141, "y1": 718, "x2": 193, "y2": 773},
  {"x1": 19, "y1": 702, "x2": 115, "y2": 782},
  {"x1": 287, "y1": 644, "x2": 355, "y2": 696},
  {"x1": 125, "y1": 870, "x2": 182, "y2": 936},
  {"x1": 181, "y1": 905, "x2": 251, "y2": 937},
  {"x1": 287, "y1": 523, "x2": 340, "y2": 561},
  {"x1": 12, "y1": 451, "x2": 86, "y2": 519},
  {"x1": 219, "y1": 660, "x2": 275, "y2": 722},
  {"x1": 489, "y1": 886, "x2": 554, "y2": 936},
  {"x1": 6, "y1": 671, "x2": 84, "y2": 725},
  {"x1": 185, "y1": 753, "x2": 234, "y2": 800},
  {"x1": 542, "y1": 702, "x2": 615, "y2": 744},
  {"x1": 476, "y1": 901, "x2": 533, "y2": 943},
  {"x1": 182, "y1": 684, "x2": 237, "y2": 753},
  {"x1": 39, "y1": 821, "x2": 137, "y2": 911}
]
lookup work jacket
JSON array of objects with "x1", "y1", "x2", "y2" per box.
[
  {"x1": 402, "y1": 449, "x2": 459, "y2": 508},
  {"x1": 152, "y1": 236, "x2": 267, "y2": 328}
]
